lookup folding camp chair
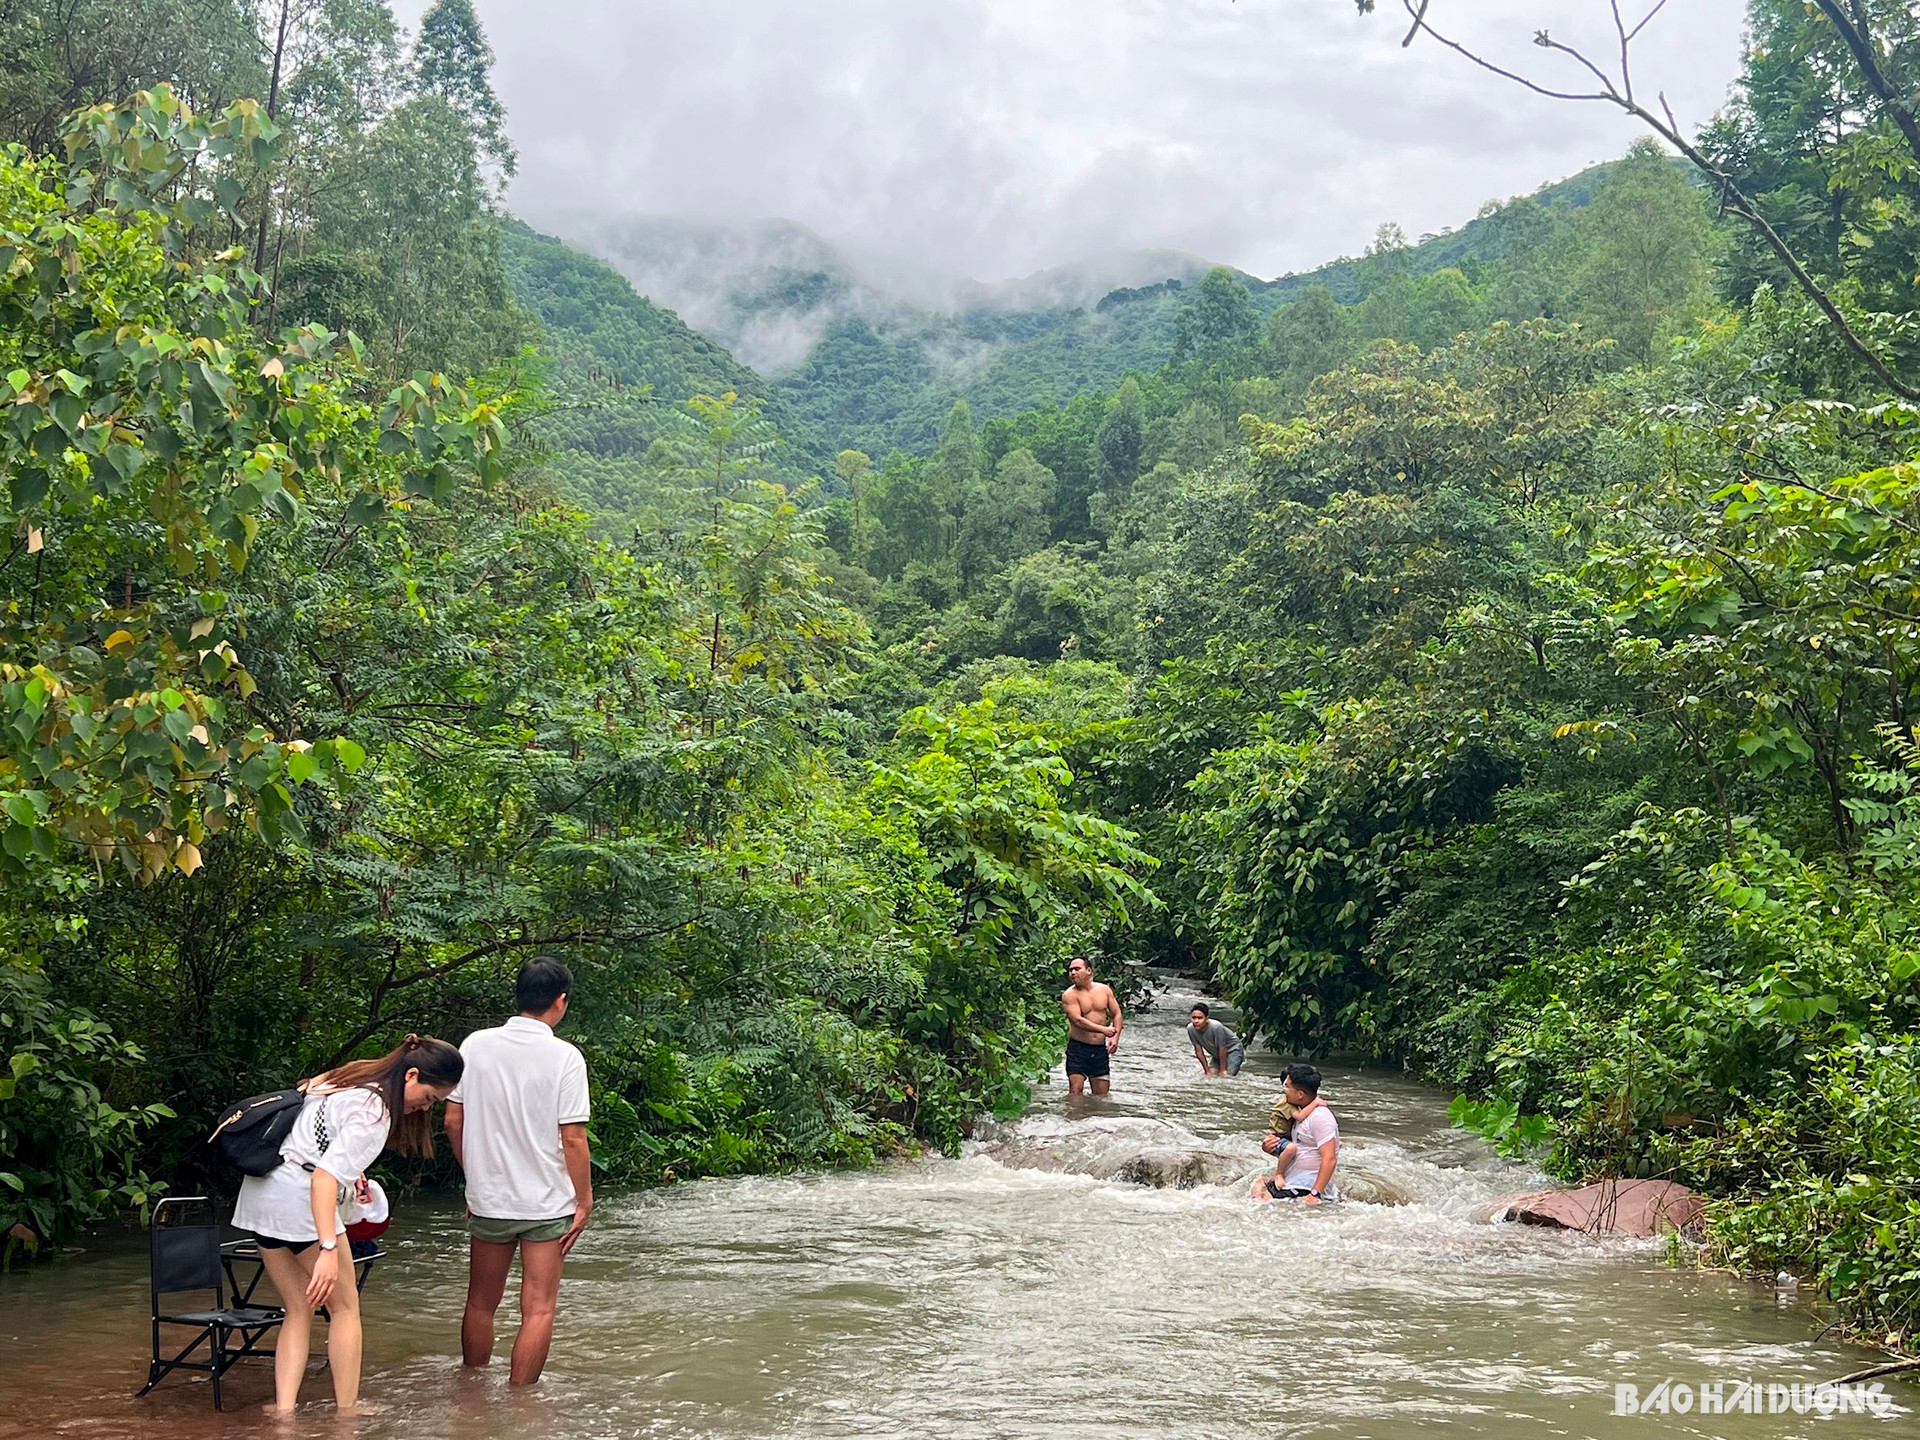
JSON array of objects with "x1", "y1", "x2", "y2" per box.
[{"x1": 135, "y1": 1196, "x2": 282, "y2": 1409}]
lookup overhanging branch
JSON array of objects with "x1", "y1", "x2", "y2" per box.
[{"x1": 1389, "y1": 0, "x2": 1920, "y2": 402}]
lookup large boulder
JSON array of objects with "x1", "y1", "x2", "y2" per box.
[{"x1": 1498, "y1": 1179, "x2": 1703, "y2": 1236}]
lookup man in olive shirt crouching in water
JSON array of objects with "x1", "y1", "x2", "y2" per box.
[{"x1": 446, "y1": 956, "x2": 594, "y2": 1386}]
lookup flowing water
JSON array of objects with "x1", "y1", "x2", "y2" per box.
[{"x1": 2, "y1": 979, "x2": 1914, "y2": 1439}]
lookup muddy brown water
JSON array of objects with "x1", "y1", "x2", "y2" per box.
[{"x1": 1, "y1": 980, "x2": 1913, "y2": 1439}]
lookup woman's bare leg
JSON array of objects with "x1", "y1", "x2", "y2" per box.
[
  {"x1": 319, "y1": 1249, "x2": 363, "y2": 1412},
  {"x1": 257, "y1": 1246, "x2": 318, "y2": 1412}
]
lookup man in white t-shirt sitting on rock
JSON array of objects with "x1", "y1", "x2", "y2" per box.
[
  {"x1": 445, "y1": 956, "x2": 594, "y2": 1386},
  {"x1": 1253, "y1": 1063, "x2": 1338, "y2": 1203}
]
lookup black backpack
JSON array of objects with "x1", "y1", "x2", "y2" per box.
[{"x1": 208, "y1": 1089, "x2": 306, "y2": 1176}]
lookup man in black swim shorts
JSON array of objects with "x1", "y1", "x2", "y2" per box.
[{"x1": 1060, "y1": 956, "x2": 1122, "y2": 1096}]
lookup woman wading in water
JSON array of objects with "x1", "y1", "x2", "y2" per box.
[{"x1": 231, "y1": 1037, "x2": 464, "y2": 1413}]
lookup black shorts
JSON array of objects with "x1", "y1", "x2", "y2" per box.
[
  {"x1": 251, "y1": 1233, "x2": 317, "y2": 1252},
  {"x1": 1261, "y1": 1178, "x2": 1314, "y2": 1201},
  {"x1": 1066, "y1": 1037, "x2": 1111, "y2": 1078}
]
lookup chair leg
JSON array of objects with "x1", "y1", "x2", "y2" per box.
[
  {"x1": 211, "y1": 1327, "x2": 224, "y2": 1411},
  {"x1": 136, "y1": 1317, "x2": 163, "y2": 1396},
  {"x1": 139, "y1": 1326, "x2": 215, "y2": 1401}
]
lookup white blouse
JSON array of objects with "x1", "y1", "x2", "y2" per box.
[{"x1": 231, "y1": 1087, "x2": 392, "y2": 1243}]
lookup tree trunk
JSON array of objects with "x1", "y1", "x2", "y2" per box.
[{"x1": 252, "y1": 0, "x2": 292, "y2": 276}]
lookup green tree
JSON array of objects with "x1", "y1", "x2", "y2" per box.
[
  {"x1": 956, "y1": 449, "x2": 1054, "y2": 588},
  {"x1": 869, "y1": 699, "x2": 1157, "y2": 1129},
  {"x1": 931, "y1": 397, "x2": 975, "y2": 556},
  {"x1": 836, "y1": 447, "x2": 878, "y2": 568},
  {"x1": 1475, "y1": 196, "x2": 1570, "y2": 321},
  {"x1": 1091, "y1": 376, "x2": 1145, "y2": 495},
  {"x1": 1158, "y1": 399, "x2": 1228, "y2": 473},
  {"x1": 1170, "y1": 267, "x2": 1260, "y2": 382},
  {"x1": 0, "y1": 0, "x2": 265, "y2": 152},
  {"x1": 1569, "y1": 140, "x2": 1716, "y2": 364},
  {"x1": 1702, "y1": 0, "x2": 1920, "y2": 314},
  {"x1": 1, "y1": 962, "x2": 172, "y2": 1255},
  {"x1": 0, "y1": 87, "x2": 502, "y2": 882},
  {"x1": 1266, "y1": 286, "x2": 1353, "y2": 389},
  {"x1": 412, "y1": 0, "x2": 515, "y2": 182},
  {"x1": 299, "y1": 91, "x2": 530, "y2": 374},
  {"x1": 1400, "y1": 267, "x2": 1486, "y2": 350}
]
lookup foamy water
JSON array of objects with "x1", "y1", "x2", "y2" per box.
[{"x1": 0, "y1": 977, "x2": 1909, "y2": 1439}]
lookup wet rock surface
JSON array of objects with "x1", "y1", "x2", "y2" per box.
[{"x1": 1497, "y1": 1179, "x2": 1705, "y2": 1236}]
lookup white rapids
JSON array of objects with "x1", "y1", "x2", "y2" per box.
[{"x1": 0, "y1": 975, "x2": 1909, "y2": 1440}]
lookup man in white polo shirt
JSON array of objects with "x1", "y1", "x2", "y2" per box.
[{"x1": 444, "y1": 956, "x2": 593, "y2": 1386}]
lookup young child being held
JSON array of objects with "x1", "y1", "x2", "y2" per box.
[{"x1": 1252, "y1": 1094, "x2": 1321, "y2": 1200}]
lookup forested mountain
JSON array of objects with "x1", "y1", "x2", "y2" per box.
[
  {"x1": 545, "y1": 159, "x2": 1634, "y2": 458},
  {"x1": 12, "y1": 0, "x2": 1920, "y2": 1367},
  {"x1": 552, "y1": 213, "x2": 1223, "y2": 455},
  {"x1": 500, "y1": 224, "x2": 826, "y2": 511}
]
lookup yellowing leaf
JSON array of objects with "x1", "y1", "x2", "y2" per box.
[
  {"x1": 104, "y1": 629, "x2": 135, "y2": 649},
  {"x1": 175, "y1": 842, "x2": 203, "y2": 876}
]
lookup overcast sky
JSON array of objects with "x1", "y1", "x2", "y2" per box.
[{"x1": 447, "y1": 0, "x2": 1750, "y2": 283}]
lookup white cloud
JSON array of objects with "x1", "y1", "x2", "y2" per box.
[{"x1": 458, "y1": 0, "x2": 1749, "y2": 282}]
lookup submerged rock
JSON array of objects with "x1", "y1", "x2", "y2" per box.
[
  {"x1": 1113, "y1": 1146, "x2": 1242, "y2": 1189},
  {"x1": 1325, "y1": 1166, "x2": 1412, "y2": 1207},
  {"x1": 1497, "y1": 1179, "x2": 1703, "y2": 1236}
]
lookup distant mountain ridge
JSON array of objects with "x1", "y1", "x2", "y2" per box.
[
  {"x1": 544, "y1": 213, "x2": 1225, "y2": 375},
  {"x1": 518, "y1": 158, "x2": 1625, "y2": 460}
]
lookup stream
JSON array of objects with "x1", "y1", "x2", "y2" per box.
[{"x1": 0, "y1": 978, "x2": 1912, "y2": 1439}]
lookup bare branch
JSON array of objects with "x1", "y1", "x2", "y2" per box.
[
  {"x1": 1610, "y1": 0, "x2": 1633, "y2": 104},
  {"x1": 1400, "y1": 0, "x2": 1430, "y2": 47},
  {"x1": 1626, "y1": 0, "x2": 1672, "y2": 44},
  {"x1": 1533, "y1": 34, "x2": 1625, "y2": 101},
  {"x1": 320, "y1": 922, "x2": 691, "y2": 1068},
  {"x1": 1396, "y1": 11, "x2": 1612, "y2": 103},
  {"x1": 1831, "y1": 1357, "x2": 1920, "y2": 1386}
]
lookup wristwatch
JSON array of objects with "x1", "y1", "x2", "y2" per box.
[{"x1": 317, "y1": 1238, "x2": 338, "y2": 1251}]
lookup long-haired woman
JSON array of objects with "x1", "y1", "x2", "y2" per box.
[{"x1": 231, "y1": 1035, "x2": 464, "y2": 1413}]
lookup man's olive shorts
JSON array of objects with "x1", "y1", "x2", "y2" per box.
[{"x1": 469, "y1": 1213, "x2": 571, "y2": 1244}]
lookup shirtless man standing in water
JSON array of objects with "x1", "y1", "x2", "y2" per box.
[{"x1": 1061, "y1": 956, "x2": 1123, "y2": 1096}]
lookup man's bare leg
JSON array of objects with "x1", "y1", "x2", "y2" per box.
[
  {"x1": 508, "y1": 1238, "x2": 566, "y2": 1386},
  {"x1": 462, "y1": 1238, "x2": 516, "y2": 1367},
  {"x1": 1091, "y1": 1077, "x2": 1111, "y2": 1096},
  {"x1": 1068, "y1": 1071, "x2": 1086, "y2": 1096}
]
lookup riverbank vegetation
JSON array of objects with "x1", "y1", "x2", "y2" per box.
[
  {"x1": 3, "y1": 0, "x2": 1920, "y2": 1355},
  {"x1": 0, "y1": 1, "x2": 1156, "y2": 1262}
]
